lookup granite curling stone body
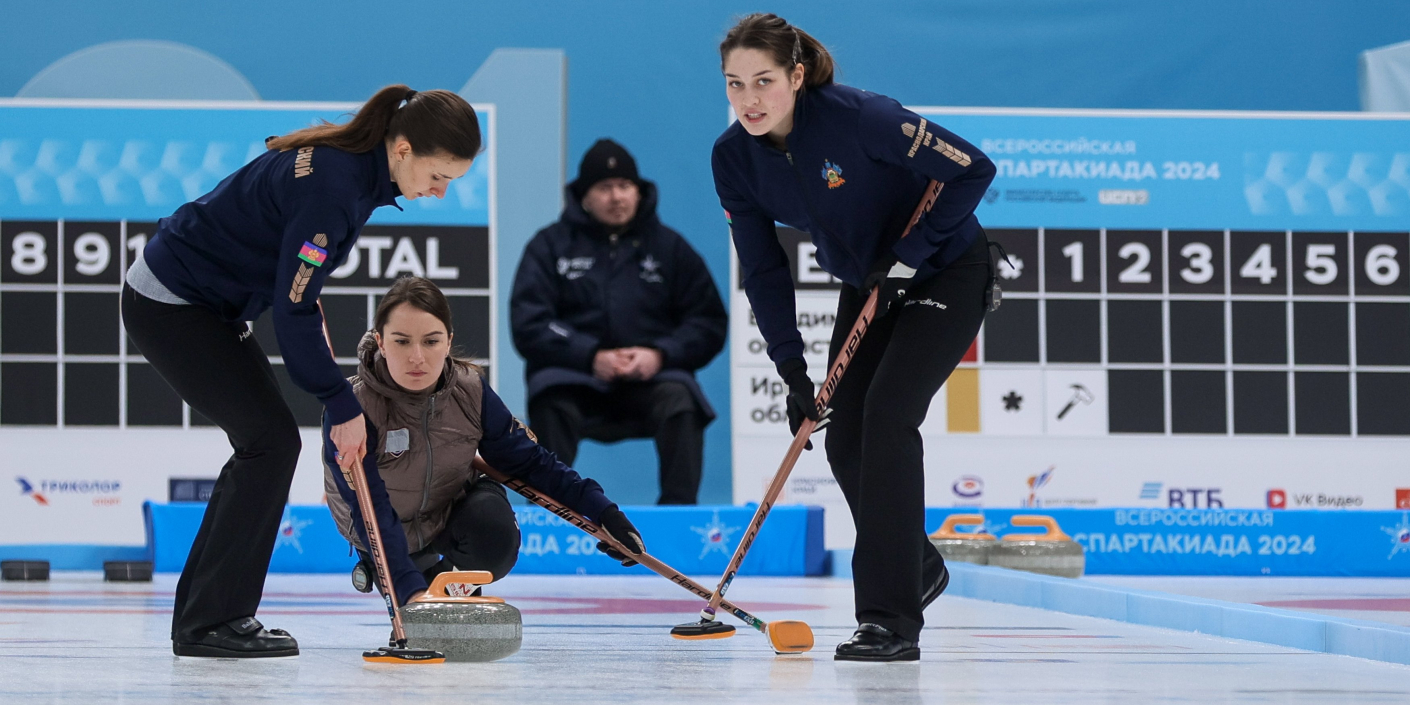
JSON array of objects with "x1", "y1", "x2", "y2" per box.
[{"x1": 400, "y1": 571, "x2": 523, "y2": 662}]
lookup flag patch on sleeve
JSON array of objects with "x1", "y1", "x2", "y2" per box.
[{"x1": 298, "y1": 242, "x2": 328, "y2": 266}]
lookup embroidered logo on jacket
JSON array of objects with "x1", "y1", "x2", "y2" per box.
[
  {"x1": 640, "y1": 254, "x2": 664, "y2": 283},
  {"x1": 294, "y1": 146, "x2": 314, "y2": 178},
  {"x1": 289, "y1": 232, "x2": 328, "y2": 303},
  {"x1": 556, "y1": 256, "x2": 595, "y2": 280},
  {"x1": 821, "y1": 160, "x2": 846, "y2": 189},
  {"x1": 901, "y1": 119, "x2": 972, "y2": 167}
]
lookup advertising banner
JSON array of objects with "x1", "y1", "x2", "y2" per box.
[
  {"x1": 926, "y1": 507, "x2": 1410, "y2": 577},
  {"x1": 145, "y1": 502, "x2": 826, "y2": 576}
]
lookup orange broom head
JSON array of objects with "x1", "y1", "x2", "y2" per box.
[
  {"x1": 767, "y1": 620, "x2": 814, "y2": 654},
  {"x1": 362, "y1": 647, "x2": 446, "y2": 664},
  {"x1": 670, "y1": 619, "x2": 737, "y2": 640}
]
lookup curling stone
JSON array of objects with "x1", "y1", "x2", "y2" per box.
[
  {"x1": 400, "y1": 571, "x2": 522, "y2": 662},
  {"x1": 1, "y1": 560, "x2": 50, "y2": 581},
  {"x1": 103, "y1": 560, "x2": 153, "y2": 582},
  {"x1": 928, "y1": 514, "x2": 997, "y2": 565},
  {"x1": 987, "y1": 515, "x2": 1085, "y2": 578}
]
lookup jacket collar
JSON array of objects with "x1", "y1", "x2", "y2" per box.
[{"x1": 371, "y1": 142, "x2": 404, "y2": 211}]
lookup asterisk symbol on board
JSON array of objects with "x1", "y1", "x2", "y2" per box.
[{"x1": 1002, "y1": 391, "x2": 1023, "y2": 412}]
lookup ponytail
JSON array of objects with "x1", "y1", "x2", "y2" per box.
[
  {"x1": 720, "y1": 13, "x2": 835, "y2": 89},
  {"x1": 266, "y1": 84, "x2": 481, "y2": 159}
]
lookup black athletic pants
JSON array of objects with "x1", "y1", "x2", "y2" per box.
[
  {"x1": 122, "y1": 285, "x2": 303, "y2": 641},
  {"x1": 424, "y1": 478, "x2": 521, "y2": 580},
  {"x1": 528, "y1": 381, "x2": 704, "y2": 504},
  {"x1": 824, "y1": 236, "x2": 990, "y2": 643}
]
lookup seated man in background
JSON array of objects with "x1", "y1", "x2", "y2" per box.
[{"x1": 511, "y1": 139, "x2": 727, "y2": 505}]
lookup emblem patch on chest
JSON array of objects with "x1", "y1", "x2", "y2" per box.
[
  {"x1": 821, "y1": 160, "x2": 846, "y2": 189},
  {"x1": 639, "y1": 254, "x2": 664, "y2": 283},
  {"x1": 384, "y1": 428, "x2": 410, "y2": 457}
]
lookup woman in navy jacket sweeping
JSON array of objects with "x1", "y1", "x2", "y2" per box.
[
  {"x1": 713, "y1": 14, "x2": 997, "y2": 661},
  {"x1": 122, "y1": 85, "x2": 480, "y2": 658}
]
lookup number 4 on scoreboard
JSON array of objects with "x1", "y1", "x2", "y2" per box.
[{"x1": 1240, "y1": 243, "x2": 1278, "y2": 285}]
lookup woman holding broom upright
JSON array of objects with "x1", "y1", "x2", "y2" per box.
[
  {"x1": 123, "y1": 85, "x2": 486, "y2": 658},
  {"x1": 711, "y1": 14, "x2": 997, "y2": 661}
]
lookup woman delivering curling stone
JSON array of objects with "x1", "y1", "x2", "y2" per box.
[
  {"x1": 122, "y1": 85, "x2": 481, "y2": 658},
  {"x1": 711, "y1": 14, "x2": 997, "y2": 661},
  {"x1": 322, "y1": 276, "x2": 646, "y2": 602}
]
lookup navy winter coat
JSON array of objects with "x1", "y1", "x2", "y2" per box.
[
  {"x1": 510, "y1": 181, "x2": 727, "y2": 417},
  {"x1": 712, "y1": 83, "x2": 996, "y2": 368}
]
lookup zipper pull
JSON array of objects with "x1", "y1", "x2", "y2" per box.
[{"x1": 785, "y1": 151, "x2": 794, "y2": 165}]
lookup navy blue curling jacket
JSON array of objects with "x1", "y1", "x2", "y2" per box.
[
  {"x1": 510, "y1": 181, "x2": 727, "y2": 416},
  {"x1": 712, "y1": 83, "x2": 995, "y2": 368},
  {"x1": 143, "y1": 142, "x2": 403, "y2": 425}
]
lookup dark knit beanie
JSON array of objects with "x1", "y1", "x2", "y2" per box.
[{"x1": 569, "y1": 139, "x2": 640, "y2": 199}]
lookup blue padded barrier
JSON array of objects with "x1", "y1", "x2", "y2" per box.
[
  {"x1": 943, "y1": 562, "x2": 1410, "y2": 666},
  {"x1": 143, "y1": 502, "x2": 826, "y2": 577}
]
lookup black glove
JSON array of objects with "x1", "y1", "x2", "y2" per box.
[
  {"x1": 863, "y1": 256, "x2": 918, "y2": 318},
  {"x1": 596, "y1": 505, "x2": 644, "y2": 567},
  {"x1": 778, "y1": 358, "x2": 831, "y2": 451}
]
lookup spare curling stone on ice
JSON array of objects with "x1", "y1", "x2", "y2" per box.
[
  {"x1": 1, "y1": 560, "x2": 50, "y2": 581},
  {"x1": 928, "y1": 514, "x2": 998, "y2": 565},
  {"x1": 104, "y1": 561, "x2": 153, "y2": 582},
  {"x1": 987, "y1": 515, "x2": 1085, "y2": 578},
  {"x1": 400, "y1": 570, "x2": 522, "y2": 662}
]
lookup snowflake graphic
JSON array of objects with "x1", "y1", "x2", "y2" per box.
[
  {"x1": 998, "y1": 255, "x2": 1024, "y2": 280},
  {"x1": 1381, "y1": 513, "x2": 1410, "y2": 559},
  {"x1": 276, "y1": 506, "x2": 313, "y2": 554},
  {"x1": 691, "y1": 510, "x2": 741, "y2": 560}
]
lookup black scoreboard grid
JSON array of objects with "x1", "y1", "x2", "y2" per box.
[
  {"x1": 0, "y1": 219, "x2": 492, "y2": 428},
  {"x1": 982, "y1": 227, "x2": 1410, "y2": 437}
]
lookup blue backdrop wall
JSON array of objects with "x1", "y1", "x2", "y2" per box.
[{"x1": 3, "y1": 0, "x2": 1407, "y2": 504}]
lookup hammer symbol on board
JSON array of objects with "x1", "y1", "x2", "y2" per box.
[{"x1": 1056, "y1": 384, "x2": 1094, "y2": 420}]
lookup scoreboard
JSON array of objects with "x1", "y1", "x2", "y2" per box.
[
  {"x1": 729, "y1": 108, "x2": 1410, "y2": 549},
  {"x1": 981, "y1": 227, "x2": 1409, "y2": 437},
  {"x1": 0, "y1": 220, "x2": 490, "y2": 428}
]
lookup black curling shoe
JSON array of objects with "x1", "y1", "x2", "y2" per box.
[
  {"x1": 173, "y1": 616, "x2": 299, "y2": 658},
  {"x1": 921, "y1": 563, "x2": 950, "y2": 611},
  {"x1": 834, "y1": 623, "x2": 919, "y2": 662}
]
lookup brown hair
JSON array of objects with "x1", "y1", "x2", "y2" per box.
[
  {"x1": 719, "y1": 13, "x2": 835, "y2": 89},
  {"x1": 367, "y1": 276, "x2": 480, "y2": 372},
  {"x1": 266, "y1": 84, "x2": 481, "y2": 159}
]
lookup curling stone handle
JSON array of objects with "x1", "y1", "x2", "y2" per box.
[
  {"x1": 929, "y1": 514, "x2": 997, "y2": 541},
  {"x1": 1003, "y1": 515, "x2": 1071, "y2": 542},
  {"x1": 427, "y1": 570, "x2": 494, "y2": 596}
]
